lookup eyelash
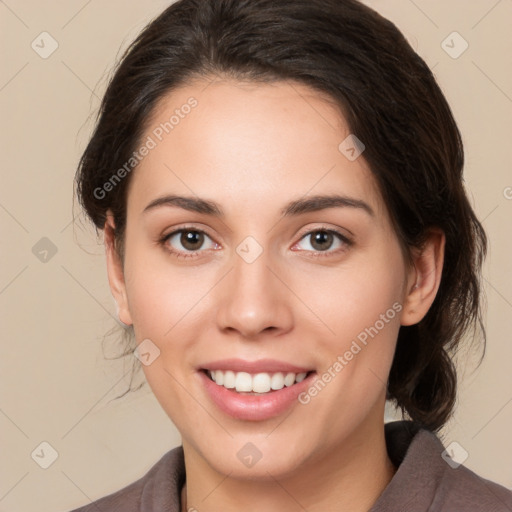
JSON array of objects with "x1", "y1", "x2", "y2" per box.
[{"x1": 158, "y1": 225, "x2": 353, "y2": 261}]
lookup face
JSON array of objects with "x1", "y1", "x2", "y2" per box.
[{"x1": 107, "y1": 78, "x2": 422, "y2": 480}]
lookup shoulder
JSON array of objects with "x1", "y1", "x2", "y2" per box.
[
  {"x1": 66, "y1": 445, "x2": 185, "y2": 512},
  {"x1": 373, "y1": 421, "x2": 512, "y2": 511},
  {"x1": 430, "y1": 440, "x2": 512, "y2": 511}
]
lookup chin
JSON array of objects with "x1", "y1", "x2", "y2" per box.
[{"x1": 190, "y1": 433, "x2": 314, "y2": 481}]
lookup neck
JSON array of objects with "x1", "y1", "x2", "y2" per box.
[{"x1": 180, "y1": 419, "x2": 396, "y2": 512}]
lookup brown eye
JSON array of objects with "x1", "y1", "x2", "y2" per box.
[
  {"x1": 161, "y1": 228, "x2": 217, "y2": 258},
  {"x1": 294, "y1": 228, "x2": 352, "y2": 256},
  {"x1": 309, "y1": 231, "x2": 335, "y2": 251},
  {"x1": 179, "y1": 230, "x2": 205, "y2": 251}
]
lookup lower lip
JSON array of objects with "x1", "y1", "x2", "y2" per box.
[{"x1": 199, "y1": 370, "x2": 316, "y2": 421}]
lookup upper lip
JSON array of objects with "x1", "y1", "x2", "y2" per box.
[{"x1": 200, "y1": 358, "x2": 314, "y2": 374}]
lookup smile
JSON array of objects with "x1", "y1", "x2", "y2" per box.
[
  {"x1": 198, "y1": 359, "x2": 317, "y2": 420},
  {"x1": 205, "y1": 369, "x2": 311, "y2": 394}
]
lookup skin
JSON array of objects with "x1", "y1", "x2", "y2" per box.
[{"x1": 104, "y1": 77, "x2": 445, "y2": 512}]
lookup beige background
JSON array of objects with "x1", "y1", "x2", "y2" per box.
[{"x1": 1, "y1": 1, "x2": 511, "y2": 510}]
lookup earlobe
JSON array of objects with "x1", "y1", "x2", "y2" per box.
[
  {"x1": 104, "y1": 211, "x2": 133, "y2": 326},
  {"x1": 400, "y1": 229, "x2": 445, "y2": 326}
]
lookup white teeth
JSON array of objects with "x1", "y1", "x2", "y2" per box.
[
  {"x1": 284, "y1": 372, "x2": 296, "y2": 387},
  {"x1": 252, "y1": 373, "x2": 271, "y2": 393},
  {"x1": 235, "y1": 372, "x2": 253, "y2": 392},
  {"x1": 270, "y1": 372, "x2": 285, "y2": 390},
  {"x1": 223, "y1": 370, "x2": 236, "y2": 389},
  {"x1": 207, "y1": 369, "x2": 310, "y2": 393},
  {"x1": 214, "y1": 371, "x2": 224, "y2": 386}
]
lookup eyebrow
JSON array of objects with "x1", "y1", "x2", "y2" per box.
[{"x1": 143, "y1": 193, "x2": 375, "y2": 218}]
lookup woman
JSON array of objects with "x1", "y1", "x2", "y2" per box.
[{"x1": 70, "y1": 0, "x2": 512, "y2": 510}]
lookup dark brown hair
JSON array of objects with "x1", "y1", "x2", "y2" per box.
[{"x1": 75, "y1": 0, "x2": 487, "y2": 431}]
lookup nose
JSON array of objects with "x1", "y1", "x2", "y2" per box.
[{"x1": 215, "y1": 245, "x2": 294, "y2": 340}]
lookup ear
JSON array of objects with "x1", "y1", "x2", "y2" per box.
[
  {"x1": 104, "y1": 211, "x2": 133, "y2": 326},
  {"x1": 400, "y1": 228, "x2": 445, "y2": 326}
]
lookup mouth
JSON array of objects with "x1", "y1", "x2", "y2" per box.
[
  {"x1": 201, "y1": 369, "x2": 315, "y2": 395},
  {"x1": 198, "y1": 358, "x2": 317, "y2": 420}
]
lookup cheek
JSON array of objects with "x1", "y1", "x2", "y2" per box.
[
  {"x1": 298, "y1": 243, "x2": 406, "y2": 404},
  {"x1": 297, "y1": 253, "x2": 405, "y2": 341},
  {"x1": 297, "y1": 264, "x2": 404, "y2": 429},
  {"x1": 122, "y1": 242, "x2": 203, "y2": 335},
  {"x1": 121, "y1": 247, "x2": 220, "y2": 390}
]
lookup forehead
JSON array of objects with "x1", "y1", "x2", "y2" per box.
[{"x1": 127, "y1": 78, "x2": 386, "y2": 219}]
